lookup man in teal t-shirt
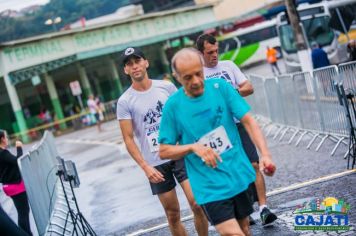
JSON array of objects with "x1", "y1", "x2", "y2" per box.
[{"x1": 159, "y1": 48, "x2": 276, "y2": 236}]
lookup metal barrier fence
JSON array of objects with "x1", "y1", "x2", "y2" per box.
[
  {"x1": 247, "y1": 61, "x2": 356, "y2": 157},
  {"x1": 339, "y1": 61, "x2": 356, "y2": 90},
  {"x1": 248, "y1": 75, "x2": 270, "y2": 118},
  {"x1": 18, "y1": 131, "x2": 78, "y2": 235}
]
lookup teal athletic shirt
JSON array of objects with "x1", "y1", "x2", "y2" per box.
[{"x1": 159, "y1": 79, "x2": 256, "y2": 205}]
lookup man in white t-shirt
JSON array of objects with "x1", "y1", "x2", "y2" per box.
[
  {"x1": 196, "y1": 34, "x2": 277, "y2": 226},
  {"x1": 116, "y1": 47, "x2": 208, "y2": 236}
]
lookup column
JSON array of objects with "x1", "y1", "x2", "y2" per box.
[
  {"x1": 3, "y1": 74, "x2": 29, "y2": 142},
  {"x1": 159, "y1": 43, "x2": 170, "y2": 73},
  {"x1": 43, "y1": 73, "x2": 66, "y2": 129},
  {"x1": 76, "y1": 63, "x2": 92, "y2": 98},
  {"x1": 93, "y1": 78, "x2": 103, "y2": 97},
  {"x1": 108, "y1": 57, "x2": 123, "y2": 96}
]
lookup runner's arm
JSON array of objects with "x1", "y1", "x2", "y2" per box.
[
  {"x1": 119, "y1": 120, "x2": 149, "y2": 169},
  {"x1": 240, "y1": 114, "x2": 276, "y2": 176},
  {"x1": 229, "y1": 61, "x2": 253, "y2": 97},
  {"x1": 238, "y1": 80, "x2": 254, "y2": 97},
  {"x1": 160, "y1": 143, "x2": 221, "y2": 168},
  {"x1": 119, "y1": 120, "x2": 165, "y2": 182},
  {"x1": 159, "y1": 143, "x2": 192, "y2": 160}
]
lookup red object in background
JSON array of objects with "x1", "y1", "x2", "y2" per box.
[
  {"x1": 80, "y1": 17, "x2": 86, "y2": 28},
  {"x1": 233, "y1": 15, "x2": 265, "y2": 29},
  {"x1": 61, "y1": 24, "x2": 71, "y2": 31}
]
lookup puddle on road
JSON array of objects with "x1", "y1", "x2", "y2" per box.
[
  {"x1": 278, "y1": 197, "x2": 316, "y2": 209},
  {"x1": 85, "y1": 153, "x2": 119, "y2": 170}
]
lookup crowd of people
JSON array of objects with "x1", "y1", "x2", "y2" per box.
[{"x1": 1, "y1": 34, "x2": 277, "y2": 236}]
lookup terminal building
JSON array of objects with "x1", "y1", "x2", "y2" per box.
[{"x1": 0, "y1": 0, "x2": 304, "y2": 138}]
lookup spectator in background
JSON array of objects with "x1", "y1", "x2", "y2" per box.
[
  {"x1": 87, "y1": 95, "x2": 102, "y2": 132},
  {"x1": 311, "y1": 41, "x2": 330, "y2": 69},
  {"x1": 0, "y1": 130, "x2": 32, "y2": 235},
  {"x1": 38, "y1": 107, "x2": 52, "y2": 125},
  {"x1": 95, "y1": 96, "x2": 105, "y2": 122},
  {"x1": 347, "y1": 40, "x2": 356, "y2": 61},
  {"x1": 266, "y1": 46, "x2": 281, "y2": 75}
]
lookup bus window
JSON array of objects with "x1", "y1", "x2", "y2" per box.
[
  {"x1": 219, "y1": 38, "x2": 238, "y2": 54},
  {"x1": 303, "y1": 16, "x2": 334, "y2": 47},
  {"x1": 238, "y1": 26, "x2": 277, "y2": 47},
  {"x1": 279, "y1": 16, "x2": 334, "y2": 53},
  {"x1": 279, "y1": 24, "x2": 297, "y2": 53}
]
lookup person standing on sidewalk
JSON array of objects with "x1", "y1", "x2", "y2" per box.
[
  {"x1": 196, "y1": 34, "x2": 278, "y2": 226},
  {"x1": 159, "y1": 48, "x2": 276, "y2": 236},
  {"x1": 87, "y1": 94, "x2": 103, "y2": 132},
  {"x1": 266, "y1": 46, "x2": 281, "y2": 75},
  {"x1": 116, "y1": 47, "x2": 208, "y2": 236},
  {"x1": 0, "y1": 130, "x2": 32, "y2": 235}
]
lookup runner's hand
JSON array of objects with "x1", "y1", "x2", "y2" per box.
[
  {"x1": 143, "y1": 165, "x2": 165, "y2": 183},
  {"x1": 192, "y1": 143, "x2": 222, "y2": 168},
  {"x1": 259, "y1": 155, "x2": 276, "y2": 176},
  {"x1": 15, "y1": 141, "x2": 23, "y2": 148}
]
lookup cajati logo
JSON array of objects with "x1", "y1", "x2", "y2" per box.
[{"x1": 293, "y1": 197, "x2": 351, "y2": 231}]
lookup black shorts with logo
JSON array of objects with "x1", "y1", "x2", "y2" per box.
[
  {"x1": 237, "y1": 123, "x2": 259, "y2": 163},
  {"x1": 201, "y1": 190, "x2": 254, "y2": 226},
  {"x1": 149, "y1": 159, "x2": 188, "y2": 195}
]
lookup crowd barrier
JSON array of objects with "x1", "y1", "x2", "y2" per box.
[
  {"x1": 247, "y1": 61, "x2": 356, "y2": 158},
  {"x1": 18, "y1": 132, "x2": 80, "y2": 235}
]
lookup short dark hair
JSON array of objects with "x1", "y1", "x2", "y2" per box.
[{"x1": 196, "y1": 34, "x2": 217, "y2": 53}]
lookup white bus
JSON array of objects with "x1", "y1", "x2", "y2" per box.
[
  {"x1": 218, "y1": 19, "x2": 281, "y2": 67},
  {"x1": 276, "y1": 0, "x2": 356, "y2": 72}
]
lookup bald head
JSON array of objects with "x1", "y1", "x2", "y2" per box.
[
  {"x1": 171, "y1": 48, "x2": 204, "y2": 77},
  {"x1": 171, "y1": 47, "x2": 205, "y2": 97}
]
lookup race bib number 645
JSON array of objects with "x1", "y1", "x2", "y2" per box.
[{"x1": 197, "y1": 126, "x2": 233, "y2": 155}]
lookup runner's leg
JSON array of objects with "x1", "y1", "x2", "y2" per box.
[
  {"x1": 215, "y1": 219, "x2": 245, "y2": 236},
  {"x1": 180, "y1": 180, "x2": 208, "y2": 236},
  {"x1": 158, "y1": 189, "x2": 188, "y2": 236}
]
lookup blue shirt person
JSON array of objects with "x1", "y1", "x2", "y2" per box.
[
  {"x1": 311, "y1": 42, "x2": 330, "y2": 69},
  {"x1": 158, "y1": 48, "x2": 276, "y2": 236}
]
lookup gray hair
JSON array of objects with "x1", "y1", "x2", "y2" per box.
[{"x1": 171, "y1": 47, "x2": 204, "y2": 77}]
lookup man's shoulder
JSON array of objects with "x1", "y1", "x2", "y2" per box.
[
  {"x1": 218, "y1": 60, "x2": 241, "y2": 74},
  {"x1": 117, "y1": 88, "x2": 133, "y2": 104},
  {"x1": 219, "y1": 60, "x2": 237, "y2": 68},
  {"x1": 153, "y1": 79, "x2": 167, "y2": 86},
  {"x1": 153, "y1": 79, "x2": 175, "y2": 89},
  {"x1": 165, "y1": 88, "x2": 182, "y2": 105}
]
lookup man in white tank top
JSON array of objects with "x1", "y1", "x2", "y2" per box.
[
  {"x1": 196, "y1": 34, "x2": 277, "y2": 227},
  {"x1": 116, "y1": 47, "x2": 208, "y2": 236}
]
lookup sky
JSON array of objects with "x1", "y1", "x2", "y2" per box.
[{"x1": 0, "y1": 0, "x2": 49, "y2": 12}]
